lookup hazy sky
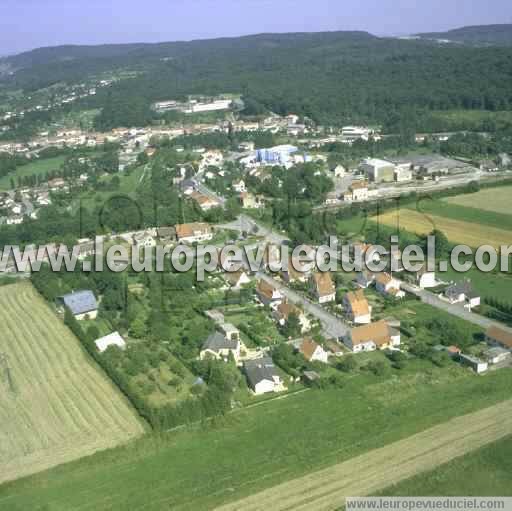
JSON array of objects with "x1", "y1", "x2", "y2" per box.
[{"x1": 1, "y1": 0, "x2": 511, "y2": 55}]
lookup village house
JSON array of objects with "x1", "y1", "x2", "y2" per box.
[
  {"x1": 459, "y1": 353, "x2": 488, "y2": 374},
  {"x1": 324, "y1": 191, "x2": 338, "y2": 206},
  {"x1": 281, "y1": 258, "x2": 309, "y2": 284},
  {"x1": 77, "y1": 240, "x2": 96, "y2": 261},
  {"x1": 444, "y1": 279, "x2": 480, "y2": 309},
  {"x1": 344, "y1": 319, "x2": 400, "y2": 353},
  {"x1": 244, "y1": 357, "x2": 285, "y2": 395},
  {"x1": 343, "y1": 289, "x2": 372, "y2": 324},
  {"x1": 94, "y1": 332, "x2": 127, "y2": 353},
  {"x1": 298, "y1": 339, "x2": 329, "y2": 363},
  {"x1": 415, "y1": 265, "x2": 436, "y2": 289},
  {"x1": 310, "y1": 272, "x2": 336, "y2": 304},
  {"x1": 132, "y1": 230, "x2": 157, "y2": 249},
  {"x1": 356, "y1": 270, "x2": 377, "y2": 289},
  {"x1": 60, "y1": 290, "x2": 98, "y2": 320},
  {"x1": 224, "y1": 269, "x2": 251, "y2": 289},
  {"x1": 190, "y1": 191, "x2": 220, "y2": 211},
  {"x1": 329, "y1": 164, "x2": 346, "y2": 178},
  {"x1": 156, "y1": 226, "x2": 177, "y2": 244},
  {"x1": 256, "y1": 279, "x2": 283, "y2": 306},
  {"x1": 485, "y1": 326, "x2": 512, "y2": 351},
  {"x1": 218, "y1": 323, "x2": 241, "y2": 342},
  {"x1": 200, "y1": 331, "x2": 241, "y2": 363},
  {"x1": 232, "y1": 179, "x2": 246, "y2": 193},
  {"x1": 343, "y1": 180, "x2": 369, "y2": 202},
  {"x1": 175, "y1": 223, "x2": 213, "y2": 244},
  {"x1": 273, "y1": 301, "x2": 311, "y2": 333},
  {"x1": 375, "y1": 273, "x2": 405, "y2": 299},
  {"x1": 239, "y1": 192, "x2": 264, "y2": 209},
  {"x1": 484, "y1": 346, "x2": 511, "y2": 365}
]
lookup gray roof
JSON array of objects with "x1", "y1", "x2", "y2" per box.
[
  {"x1": 202, "y1": 332, "x2": 238, "y2": 352},
  {"x1": 244, "y1": 357, "x2": 280, "y2": 388},
  {"x1": 446, "y1": 279, "x2": 476, "y2": 298},
  {"x1": 61, "y1": 290, "x2": 98, "y2": 316}
]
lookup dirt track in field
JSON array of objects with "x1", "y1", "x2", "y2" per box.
[{"x1": 215, "y1": 399, "x2": 512, "y2": 511}]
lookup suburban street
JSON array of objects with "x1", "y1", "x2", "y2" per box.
[
  {"x1": 401, "y1": 282, "x2": 512, "y2": 334},
  {"x1": 257, "y1": 271, "x2": 349, "y2": 340}
]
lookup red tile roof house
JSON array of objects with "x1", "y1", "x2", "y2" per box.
[
  {"x1": 343, "y1": 289, "x2": 372, "y2": 324},
  {"x1": 344, "y1": 320, "x2": 400, "y2": 353},
  {"x1": 310, "y1": 272, "x2": 336, "y2": 304},
  {"x1": 375, "y1": 273, "x2": 405, "y2": 299},
  {"x1": 298, "y1": 339, "x2": 329, "y2": 364},
  {"x1": 256, "y1": 280, "x2": 283, "y2": 307}
]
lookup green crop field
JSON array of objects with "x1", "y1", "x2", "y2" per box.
[
  {"x1": 444, "y1": 185, "x2": 512, "y2": 215},
  {"x1": 380, "y1": 434, "x2": 512, "y2": 497},
  {"x1": 1, "y1": 359, "x2": 511, "y2": 510},
  {"x1": 0, "y1": 282, "x2": 145, "y2": 485},
  {"x1": 0, "y1": 156, "x2": 66, "y2": 190}
]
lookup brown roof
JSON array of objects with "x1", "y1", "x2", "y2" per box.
[
  {"x1": 312, "y1": 272, "x2": 335, "y2": 297},
  {"x1": 175, "y1": 222, "x2": 211, "y2": 239},
  {"x1": 344, "y1": 290, "x2": 370, "y2": 317},
  {"x1": 350, "y1": 180, "x2": 368, "y2": 190},
  {"x1": 277, "y1": 301, "x2": 301, "y2": 320},
  {"x1": 299, "y1": 339, "x2": 320, "y2": 361},
  {"x1": 486, "y1": 326, "x2": 512, "y2": 349},
  {"x1": 351, "y1": 320, "x2": 391, "y2": 347},
  {"x1": 257, "y1": 279, "x2": 278, "y2": 301},
  {"x1": 376, "y1": 272, "x2": 393, "y2": 286}
]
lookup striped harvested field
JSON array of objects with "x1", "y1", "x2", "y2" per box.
[
  {"x1": 0, "y1": 282, "x2": 145, "y2": 484},
  {"x1": 376, "y1": 208, "x2": 512, "y2": 249}
]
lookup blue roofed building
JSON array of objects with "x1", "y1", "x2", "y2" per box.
[{"x1": 60, "y1": 290, "x2": 98, "y2": 320}]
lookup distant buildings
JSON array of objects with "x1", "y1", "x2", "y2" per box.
[
  {"x1": 444, "y1": 279, "x2": 480, "y2": 310},
  {"x1": 360, "y1": 158, "x2": 395, "y2": 183},
  {"x1": 255, "y1": 145, "x2": 299, "y2": 166},
  {"x1": 175, "y1": 223, "x2": 213, "y2": 244}
]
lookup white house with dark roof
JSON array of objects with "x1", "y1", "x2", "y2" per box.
[
  {"x1": 244, "y1": 357, "x2": 285, "y2": 395},
  {"x1": 444, "y1": 279, "x2": 480, "y2": 310},
  {"x1": 60, "y1": 290, "x2": 98, "y2": 320},
  {"x1": 199, "y1": 332, "x2": 241, "y2": 362}
]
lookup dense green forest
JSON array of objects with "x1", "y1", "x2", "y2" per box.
[{"x1": 2, "y1": 30, "x2": 512, "y2": 132}]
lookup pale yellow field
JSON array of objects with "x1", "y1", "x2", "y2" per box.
[
  {"x1": 377, "y1": 209, "x2": 512, "y2": 249},
  {"x1": 216, "y1": 399, "x2": 512, "y2": 511},
  {"x1": 0, "y1": 282, "x2": 145, "y2": 484},
  {"x1": 444, "y1": 186, "x2": 512, "y2": 214}
]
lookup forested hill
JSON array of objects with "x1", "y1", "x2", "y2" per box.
[
  {"x1": 1, "y1": 31, "x2": 376, "y2": 73},
  {"x1": 415, "y1": 24, "x2": 512, "y2": 46},
  {"x1": 2, "y1": 29, "x2": 512, "y2": 132}
]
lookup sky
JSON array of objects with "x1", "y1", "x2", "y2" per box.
[{"x1": 1, "y1": 0, "x2": 512, "y2": 55}]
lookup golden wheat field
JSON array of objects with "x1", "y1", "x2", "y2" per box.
[
  {"x1": 376, "y1": 209, "x2": 512, "y2": 249},
  {"x1": 0, "y1": 282, "x2": 145, "y2": 484}
]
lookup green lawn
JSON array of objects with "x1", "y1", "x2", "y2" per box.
[
  {"x1": 379, "y1": 434, "x2": 512, "y2": 497},
  {"x1": 0, "y1": 156, "x2": 66, "y2": 190},
  {"x1": 1, "y1": 368, "x2": 511, "y2": 510}
]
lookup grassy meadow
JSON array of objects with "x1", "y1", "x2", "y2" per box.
[
  {"x1": 1, "y1": 358, "x2": 512, "y2": 510},
  {"x1": 0, "y1": 155, "x2": 66, "y2": 190}
]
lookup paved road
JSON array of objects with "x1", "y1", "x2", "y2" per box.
[
  {"x1": 257, "y1": 271, "x2": 349, "y2": 340},
  {"x1": 402, "y1": 282, "x2": 512, "y2": 333}
]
